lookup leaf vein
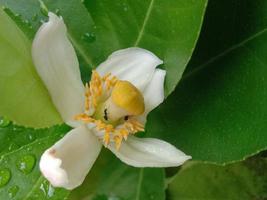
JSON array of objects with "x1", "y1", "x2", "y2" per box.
[
  {"x1": 134, "y1": 0, "x2": 154, "y2": 46},
  {"x1": 182, "y1": 28, "x2": 267, "y2": 81}
]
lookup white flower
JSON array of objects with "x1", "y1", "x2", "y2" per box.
[{"x1": 32, "y1": 12, "x2": 191, "y2": 190}]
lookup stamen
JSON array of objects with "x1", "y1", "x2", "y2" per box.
[
  {"x1": 114, "y1": 135, "x2": 123, "y2": 150},
  {"x1": 85, "y1": 83, "x2": 91, "y2": 112},
  {"x1": 74, "y1": 71, "x2": 145, "y2": 150},
  {"x1": 102, "y1": 72, "x2": 111, "y2": 81},
  {"x1": 89, "y1": 70, "x2": 103, "y2": 109},
  {"x1": 75, "y1": 113, "x2": 144, "y2": 149}
]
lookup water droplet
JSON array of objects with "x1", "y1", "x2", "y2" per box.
[
  {"x1": 82, "y1": 32, "x2": 96, "y2": 43},
  {"x1": 27, "y1": 133, "x2": 36, "y2": 142},
  {"x1": 26, "y1": 146, "x2": 33, "y2": 152},
  {"x1": 14, "y1": 13, "x2": 21, "y2": 18},
  {"x1": 40, "y1": 180, "x2": 55, "y2": 198},
  {"x1": 32, "y1": 14, "x2": 38, "y2": 21},
  {"x1": 0, "y1": 157, "x2": 9, "y2": 165},
  {"x1": 123, "y1": 4, "x2": 128, "y2": 11},
  {"x1": 0, "y1": 116, "x2": 10, "y2": 127},
  {"x1": 8, "y1": 143, "x2": 19, "y2": 151},
  {"x1": 0, "y1": 168, "x2": 11, "y2": 187},
  {"x1": 24, "y1": 19, "x2": 30, "y2": 25},
  {"x1": 8, "y1": 185, "x2": 19, "y2": 198},
  {"x1": 16, "y1": 154, "x2": 36, "y2": 174},
  {"x1": 12, "y1": 126, "x2": 23, "y2": 132}
]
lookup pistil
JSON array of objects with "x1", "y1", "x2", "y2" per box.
[{"x1": 75, "y1": 71, "x2": 145, "y2": 149}]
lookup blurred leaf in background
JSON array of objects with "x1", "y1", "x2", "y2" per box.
[
  {"x1": 168, "y1": 156, "x2": 267, "y2": 200},
  {"x1": 69, "y1": 150, "x2": 165, "y2": 200},
  {"x1": 0, "y1": 9, "x2": 62, "y2": 128}
]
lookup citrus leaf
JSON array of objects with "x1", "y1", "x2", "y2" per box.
[
  {"x1": 1, "y1": 0, "x2": 208, "y2": 94},
  {"x1": 69, "y1": 150, "x2": 165, "y2": 200},
  {"x1": 0, "y1": 121, "x2": 70, "y2": 199},
  {"x1": 83, "y1": 0, "x2": 208, "y2": 95},
  {"x1": 147, "y1": 0, "x2": 267, "y2": 164},
  {"x1": 0, "y1": 9, "x2": 62, "y2": 128},
  {"x1": 168, "y1": 157, "x2": 267, "y2": 199}
]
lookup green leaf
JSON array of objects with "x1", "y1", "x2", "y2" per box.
[
  {"x1": 69, "y1": 150, "x2": 165, "y2": 200},
  {"x1": 83, "y1": 0, "x2": 208, "y2": 94},
  {"x1": 0, "y1": 0, "x2": 207, "y2": 127},
  {"x1": 168, "y1": 157, "x2": 267, "y2": 199},
  {"x1": 0, "y1": 9, "x2": 62, "y2": 128},
  {"x1": 146, "y1": 0, "x2": 267, "y2": 163},
  {"x1": 0, "y1": 122, "x2": 70, "y2": 199},
  {"x1": 1, "y1": 0, "x2": 208, "y2": 93},
  {"x1": 0, "y1": 0, "x2": 96, "y2": 82}
]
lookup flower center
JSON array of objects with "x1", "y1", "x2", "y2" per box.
[{"x1": 74, "y1": 71, "x2": 145, "y2": 149}]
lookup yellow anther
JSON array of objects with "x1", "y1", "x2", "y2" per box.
[
  {"x1": 85, "y1": 83, "x2": 91, "y2": 111},
  {"x1": 120, "y1": 129, "x2": 129, "y2": 140},
  {"x1": 74, "y1": 113, "x2": 94, "y2": 123},
  {"x1": 74, "y1": 72, "x2": 145, "y2": 150},
  {"x1": 95, "y1": 120, "x2": 106, "y2": 130},
  {"x1": 111, "y1": 80, "x2": 145, "y2": 116},
  {"x1": 114, "y1": 135, "x2": 123, "y2": 150},
  {"x1": 103, "y1": 132, "x2": 110, "y2": 146},
  {"x1": 105, "y1": 124, "x2": 114, "y2": 132}
]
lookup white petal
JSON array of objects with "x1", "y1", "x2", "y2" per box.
[
  {"x1": 32, "y1": 12, "x2": 85, "y2": 127},
  {"x1": 108, "y1": 136, "x2": 191, "y2": 167},
  {"x1": 137, "y1": 69, "x2": 166, "y2": 124},
  {"x1": 96, "y1": 47, "x2": 163, "y2": 91},
  {"x1": 39, "y1": 126, "x2": 102, "y2": 190}
]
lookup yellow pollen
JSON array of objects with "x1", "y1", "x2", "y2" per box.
[
  {"x1": 74, "y1": 71, "x2": 144, "y2": 150},
  {"x1": 75, "y1": 113, "x2": 143, "y2": 149},
  {"x1": 114, "y1": 135, "x2": 123, "y2": 150}
]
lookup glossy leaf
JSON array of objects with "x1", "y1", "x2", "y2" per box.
[
  {"x1": 69, "y1": 150, "x2": 165, "y2": 200},
  {"x1": 0, "y1": 10, "x2": 62, "y2": 128},
  {"x1": 0, "y1": 122, "x2": 70, "y2": 199},
  {"x1": 168, "y1": 157, "x2": 267, "y2": 199},
  {"x1": 0, "y1": 0, "x2": 207, "y2": 106},
  {"x1": 146, "y1": 0, "x2": 267, "y2": 163},
  {"x1": 83, "y1": 0, "x2": 208, "y2": 94}
]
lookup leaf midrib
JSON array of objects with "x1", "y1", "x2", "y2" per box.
[
  {"x1": 133, "y1": 0, "x2": 154, "y2": 46},
  {"x1": 182, "y1": 28, "x2": 267, "y2": 81}
]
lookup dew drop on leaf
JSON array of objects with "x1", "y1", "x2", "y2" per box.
[
  {"x1": 32, "y1": 14, "x2": 38, "y2": 21},
  {"x1": 82, "y1": 32, "x2": 96, "y2": 43},
  {"x1": 27, "y1": 133, "x2": 36, "y2": 142},
  {"x1": 0, "y1": 156, "x2": 9, "y2": 165},
  {"x1": 16, "y1": 154, "x2": 36, "y2": 174},
  {"x1": 8, "y1": 185, "x2": 19, "y2": 198},
  {"x1": 0, "y1": 116, "x2": 10, "y2": 127},
  {"x1": 12, "y1": 126, "x2": 23, "y2": 132},
  {"x1": 26, "y1": 146, "x2": 33, "y2": 152},
  {"x1": 24, "y1": 19, "x2": 30, "y2": 25},
  {"x1": 8, "y1": 143, "x2": 19, "y2": 151},
  {"x1": 0, "y1": 168, "x2": 11, "y2": 187},
  {"x1": 40, "y1": 180, "x2": 55, "y2": 198}
]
